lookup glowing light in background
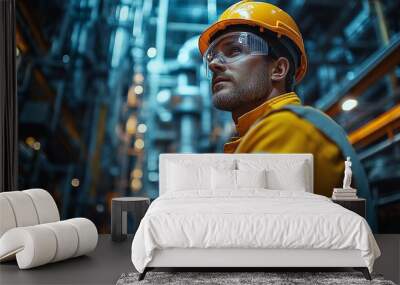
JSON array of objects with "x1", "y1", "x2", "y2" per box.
[
  {"x1": 159, "y1": 111, "x2": 172, "y2": 122},
  {"x1": 126, "y1": 116, "x2": 137, "y2": 134},
  {"x1": 147, "y1": 47, "x2": 157, "y2": 58},
  {"x1": 32, "y1": 142, "x2": 41, "y2": 150},
  {"x1": 25, "y1": 136, "x2": 35, "y2": 146},
  {"x1": 341, "y1": 98, "x2": 358, "y2": 111},
  {"x1": 62, "y1": 54, "x2": 70, "y2": 63},
  {"x1": 133, "y1": 73, "x2": 144, "y2": 84},
  {"x1": 131, "y1": 178, "x2": 142, "y2": 191},
  {"x1": 111, "y1": 28, "x2": 125, "y2": 67},
  {"x1": 25, "y1": 137, "x2": 41, "y2": 150},
  {"x1": 148, "y1": 171, "x2": 159, "y2": 182},
  {"x1": 96, "y1": 204, "x2": 104, "y2": 213},
  {"x1": 119, "y1": 5, "x2": 130, "y2": 21},
  {"x1": 71, "y1": 178, "x2": 80, "y2": 187},
  {"x1": 137, "y1": 123, "x2": 147, "y2": 133},
  {"x1": 134, "y1": 85, "x2": 143, "y2": 95},
  {"x1": 132, "y1": 168, "x2": 143, "y2": 178},
  {"x1": 127, "y1": 86, "x2": 137, "y2": 107},
  {"x1": 134, "y1": 138, "x2": 144, "y2": 149},
  {"x1": 157, "y1": 89, "x2": 171, "y2": 104}
]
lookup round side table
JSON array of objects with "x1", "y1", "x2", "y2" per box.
[{"x1": 111, "y1": 197, "x2": 150, "y2": 242}]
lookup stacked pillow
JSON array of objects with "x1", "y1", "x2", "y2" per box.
[
  {"x1": 211, "y1": 168, "x2": 267, "y2": 190},
  {"x1": 166, "y1": 158, "x2": 308, "y2": 193},
  {"x1": 237, "y1": 159, "x2": 308, "y2": 192}
]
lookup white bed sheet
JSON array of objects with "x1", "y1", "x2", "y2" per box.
[{"x1": 131, "y1": 190, "x2": 380, "y2": 273}]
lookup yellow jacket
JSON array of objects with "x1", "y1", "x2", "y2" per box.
[{"x1": 224, "y1": 92, "x2": 344, "y2": 197}]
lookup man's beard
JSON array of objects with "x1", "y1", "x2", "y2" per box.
[{"x1": 212, "y1": 74, "x2": 267, "y2": 111}]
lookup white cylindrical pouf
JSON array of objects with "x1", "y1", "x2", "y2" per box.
[
  {"x1": 42, "y1": 221, "x2": 79, "y2": 262},
  {"x1": 0, "y1": 196, "x2": 17, "y2": 238},
  {"x1": 0, "y1": 192, "x2": 39, "y2": 227},
  {"x1": 0, "y1": 226, "x2": 57, "y2": 269},
  {"x1": 23, "y1": 189, "x2": 60, "y2": 224},
  {"x1": 65, "y1": 218, "x2": 98, "y2": 257}
]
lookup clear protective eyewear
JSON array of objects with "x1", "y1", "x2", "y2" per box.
[{"x1": 203, "y1": 31, "x2": 269, "y2": 79}]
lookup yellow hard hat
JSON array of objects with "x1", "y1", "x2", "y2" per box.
[{"x1": 198, "y1": 0, "x2": 308, "y2": 83}]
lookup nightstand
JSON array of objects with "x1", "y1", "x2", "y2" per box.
[
  {"x1": 331, "y1": 198, "x2": 366, "y2": 218},
  {"x1": 111, "y1": 197, "x2": 150, "y2": 242}
]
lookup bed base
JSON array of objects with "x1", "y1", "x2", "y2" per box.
[
  {"x1": 138, "y1": 267, "x2": 371, "y2": 281},
  {"x1": 138, "y1": 248, "x2": 372, "y2": 281}
]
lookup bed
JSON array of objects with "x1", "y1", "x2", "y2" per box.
[{"x1": 131, "y1": 153, "x2": 380, "y2": 280}]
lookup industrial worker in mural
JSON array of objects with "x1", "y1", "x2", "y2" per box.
[{"x1": 198, "y1": 1, "x2": 377, "y2": 229}]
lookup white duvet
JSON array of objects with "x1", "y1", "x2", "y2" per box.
[{"x1": 131, "y1": 190, "x2": 380, "y2": 273}]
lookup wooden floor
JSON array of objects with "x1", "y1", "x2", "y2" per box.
[{"x1": 0, "y1": 234, "x2": 399, "y2": 284}]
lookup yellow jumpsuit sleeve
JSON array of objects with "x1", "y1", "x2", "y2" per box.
[
  {"x1": 235, "y1": 111, "x2": 318, "y2": 154},
  {"x1": 234, "y1": 110, "x2": 345, "y2": 197}
]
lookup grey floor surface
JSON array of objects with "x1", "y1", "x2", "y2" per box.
[
  {"x1": 0, "y1": 234, "x2": 399, "y2": 285},
  {"x1": 0, "y1": 235, "x2": 135, "y2": 285}
]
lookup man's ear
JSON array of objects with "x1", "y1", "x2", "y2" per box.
[{"x1": 271, "y1": 57, "x2": 290, "y2": 82}]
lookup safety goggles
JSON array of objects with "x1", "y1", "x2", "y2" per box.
[{"x1": 203, "y1": 31, "x2": 269, "y2": 79}]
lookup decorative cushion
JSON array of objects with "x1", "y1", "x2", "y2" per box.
[
  {"x1": 236, "y1": 169, "x2": 267, "y2": 189},
  {"x1": 167, "y1": 160, "x2": 236, "y2": 192},
  {"x1": 167, "y1": 162, "x2": 211, "y2": 191},
  {"x1": 211, "y1": 168, "x2": 237, "y2": 190},
  {"x1": 238, "y1": 159, "x2": 307, "y2": 191},
  {"x1": 211, "y1": 169, "x2": 267, "y2": 191}
]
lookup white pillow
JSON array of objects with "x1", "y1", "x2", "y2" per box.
[
  {"x1": 211, "y1": 168, "x2": 236, "y2": 190},
  {"x1": 167, "y1": 162, "x2": 210, "y2": 191},
  {"x1": 166, "y1": 159, "x2": 236, "y2": 192},
  {"x1": 236, "y1": 169, "x2": 267, "y2": 189},
  {"x1": 267, "y1": 162, "x2": 307, "y2": 191},
  {"x1": 211, "y1": 169, "x2": 267, "y2": 191},
  {"x1": 238, "y1": 159, "x2": 307, "y2": 192}
]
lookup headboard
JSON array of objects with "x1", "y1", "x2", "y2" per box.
[{"x1": 159, "y1": 153, "x2": 313, "y2": 195}]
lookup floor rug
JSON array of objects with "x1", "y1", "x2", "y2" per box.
[{"x1": 116, "y1": 271, "x2": 396, "y2": 285}]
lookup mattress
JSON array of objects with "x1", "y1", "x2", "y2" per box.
[{"x1": 131, "y1": 189, "x2": 380, "y2": 273}]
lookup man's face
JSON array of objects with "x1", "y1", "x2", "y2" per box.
[{"x1": 208, "y1": 33, "x2": 272, "y2": 112}]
